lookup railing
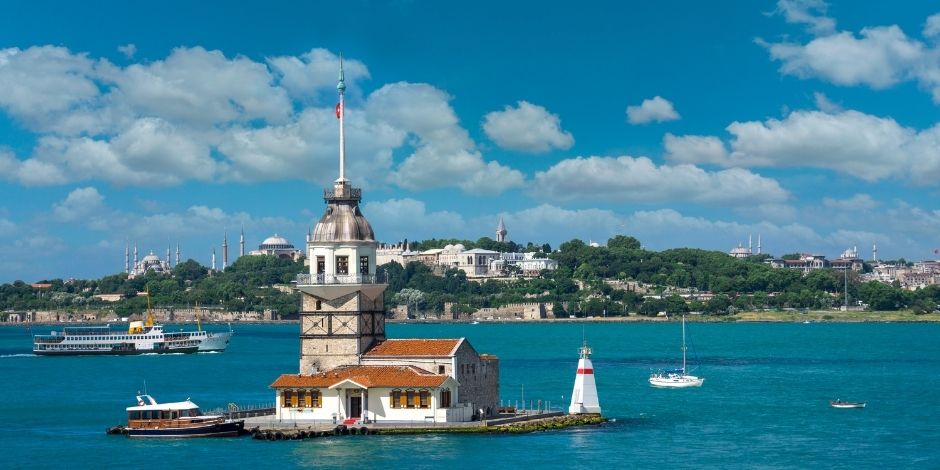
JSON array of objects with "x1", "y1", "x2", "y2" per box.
[
  {"x1": 295, "y1": 273, "x2": 386, "y2": 286},
  {"x1": 323, "y1": 187, "x2": 362, "y2": 201}
]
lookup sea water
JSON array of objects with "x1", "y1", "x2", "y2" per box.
[{"x1": 1, "y1": 321, "x2": 938, "y2": 469}]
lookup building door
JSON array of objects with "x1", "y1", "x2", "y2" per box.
[{"x1": 349, "y1": 396, "x2": 362, "y2": 418}]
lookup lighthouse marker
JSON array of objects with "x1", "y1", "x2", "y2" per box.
[{"x1": 569, "y1": 340, "x2": 601, "y2": 414}]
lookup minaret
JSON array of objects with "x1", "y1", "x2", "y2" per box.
[
  {"x1": 569, "y1": 341, "x2": 601, "y2": 415},
  {"x1": 873, "y1": 243, "x2": 877, "y2": 262},
  {"x1": 496, "y1": 217, "x2": 507, "y2": 243},
  {"x1": 296, "y1": 57, "x2": 387, "y2": 374},
  {"x1": 748, "y1": 234, "x2": 753, "y2": 255},
  {"x1": 176, "y1": 243, "x2": 181, "y2": 266},
  {"x1": 211, "y1": 248, "x2": 217, "y2": 272},
  {"x1": 222, "y1": 230, "x2": 229, "y2": 269},
  {"x1": 239, "y1": 226, "x2": 245, "y2": 257},
  {"x1": 166, "y1": 245, "x2": 171, "y2": 266},
  {"x1": 757, "y1": 234, "x2": 762, "y2": 255},
  {"x1": 124, "y1": 240, "x2": 130, "y2": 274},
  {"x1": 133, "y1": 241, "x2": 139, "y2": 269}
]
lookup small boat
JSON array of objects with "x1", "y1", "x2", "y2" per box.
[
  {"x1": 830, "y1": 399, "x2": 866, "y2": 409},
  {"x1": 116, "y1": 394, "x2": 245, "y2": 438},
  {"x1": 650, "y1": 314, "x2": 704, "y2": 388}
]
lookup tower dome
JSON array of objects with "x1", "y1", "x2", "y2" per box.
[{"x1": 311, "y1": 189, "x2": 375, "y2": 242}]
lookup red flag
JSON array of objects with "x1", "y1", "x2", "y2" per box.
[{"x1": 335, "y1": 102, "x2": 342, "y2": 119}]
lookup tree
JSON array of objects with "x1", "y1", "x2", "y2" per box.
[
  {"x1": 394, "y1": 288, "x2": 426, "y2": 318},
  {"x1": 608, "y1": 235, "x2": 641, "y2": 251}
]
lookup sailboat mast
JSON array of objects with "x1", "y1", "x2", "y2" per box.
[{"x1": 681, "y1": 314, "x2": 687, "y2": 374}]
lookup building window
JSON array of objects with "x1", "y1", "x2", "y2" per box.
[
  {"x1": 282, "y1": 391, "x2": 295, "y2": 408},
  {"x1": 440, "y1": 389, "x2": 452, "y2": 408},
  {"x1": 336, "y1": 256, "x2": 349, "y2": 275},
  {"x1": 438, "y1": 365, "x2": 445, "y2": 374},
  {"x1": 298, "y1": 390, "x2": 307, "y2": 408},
  {"x1": 360, "y1": 256, "x2": 369, "y2": 275},
  {"x1": 316, "y1": 300, "x2": 322, "y2": 310},
  {"x1": 391, "y1": 390, "x2": 402, "y2": 408},
  {"x1": 419, "y1": 390, "x2": 429, "y2": 409},
  {"x1": 406, "y1": 390, "x2": 416, "y2": 408},
  {"x1": 316, "y1": 256, "x2": 325, "y2": 274},
  {"x1": 311, "y1": 390, "x2": 322, "y2": 408}
]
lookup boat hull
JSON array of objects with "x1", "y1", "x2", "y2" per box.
[
  {"x1": 197, "y1": 331, "x2": 233, "y2": 352},
  {"x1": 34, "y1": 346, "x2": 199, "y2": 356},
  {"x1": 830, "y1": 401, "x2": 865, "y2": 409},
  {"x1": 126, "y1": 420, "x2": 245, "y2": 438},
  {"x1": 649, "y1": 375, "x2": 705, "y2": 388}
]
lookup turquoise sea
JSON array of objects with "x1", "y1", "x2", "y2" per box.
[{"x1": 1, "y1": 321, "x2": 938, "y2": 469}]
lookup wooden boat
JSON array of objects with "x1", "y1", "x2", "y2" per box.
[
  {"x1": 830, "y1": 399, "x2": 866, "y2": 409},
  {"x1": 118, "y1": 394, "x2": 245, "y2": 438}
]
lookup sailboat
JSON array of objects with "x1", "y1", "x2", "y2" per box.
[{"x1": 649, "y1": 314, "x2": 704, "y2": 388}]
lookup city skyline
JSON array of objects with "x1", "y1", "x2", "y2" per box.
[{"x1": 2, "y1": 0, "x2": 940, "y2": 282}]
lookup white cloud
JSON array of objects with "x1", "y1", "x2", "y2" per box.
[
  {"x1": 52, "y1": 187, "x2": 104, "y2": 222},
  {"x1": 813, "y1": 91, "x2": 842, "y2": 113},
  {"x1": 113, "y1": 46, "x2": 292, "y2": 127},
  {"x1": 268, "y1": 48, "x2": 370, "y2": 101},
  {"x1": 0, "y1": 217, "x2": 15, "y2": 236},
  {"x1": 665, "y1": 109, "x2": 940, "y2": 185},
  {"x1": 363, "y1": 198, "x2": 466, "y2": 241},
  {"x1": 626, "y1": 96, "x2": 680, "y2": 124},
  {"x1": 764, "y1": 11, "x2": 940, "y2": 102},
  {"x1": 369, "y1": 82, "x2": 525, "y2": 194},
  {"x1": 663, "y1": 134, "x2": 729, "y2": 165},
  {"x1": 117, "y1": 44, "x2": 136, "y2": 59},
  {"x1": 482, "y1": 101, "x2": 574, "y2": 153},
  {"x1": 530, "y1": 156, "x2": 788, "y2": 205},
  {"x1": 924, "y1": 13, "x2": 940, "y2": 39},
  {"x1": 0, "y1": 46, "x2": 104, "y2": 132},
  {"x1": 822, "y1": 194, "x2": 879, "y2": 211},
  {"x1": 774, "y1": 0, "x2": 836, "y2": 35},
  {"x1": 0, "y1": 46, "x2": 524, "y2": 193}
]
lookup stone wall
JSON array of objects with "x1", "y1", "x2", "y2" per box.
[
  {"x1": 453, "y1": 342, "x2": 499, "y2": 417},
  {"x1": 472, "y1": 303, "x2": 553, "y2": 320}
]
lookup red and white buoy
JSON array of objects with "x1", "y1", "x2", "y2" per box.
[{"x1": 569, "y1": 341, "x2": 601, "y2": 414}]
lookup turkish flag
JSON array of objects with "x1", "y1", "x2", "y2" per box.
[{"x1": 335, "y1": 102, "x2": 342, "y2": 119}]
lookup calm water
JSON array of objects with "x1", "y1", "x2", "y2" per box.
[{"x1": 1, "y1": 321, "x2": 937, "y2": 469}]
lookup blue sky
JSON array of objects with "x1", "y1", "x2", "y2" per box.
[{"x1": 2, "y1": 0, "x2": 940, "y2": 282}]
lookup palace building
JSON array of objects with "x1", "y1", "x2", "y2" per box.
[{"x1": 270, "y1": 59, "x2": 499, "y2": 424}]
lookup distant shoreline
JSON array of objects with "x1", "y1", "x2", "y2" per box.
[{"x1": 4, "y1": 311, "x2": 939, "y2": 327}]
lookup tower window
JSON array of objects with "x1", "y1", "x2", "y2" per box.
[
  {"x1": 336, "y1": 256, "x2": 349, "y2": 275},
  {"x1": 316, "y1": 256, "x2": 325, "y2": 274},
  {"x1": 360, "y1": 256, "x2": 369, "y2": 275}
]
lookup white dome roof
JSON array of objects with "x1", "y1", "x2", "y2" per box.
[
  {"x1": 141, "y1": 252, "x2": 162, "y2": 262},
  {"x1": 261, "y1": 234, "x2": 291, "y2": 247}
]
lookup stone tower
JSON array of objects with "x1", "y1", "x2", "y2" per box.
[
  {"x1": 296, "y1": 56, "x2": 388, "y2": 374},
  {"x1": 496, "y1": 216, "x2": 507, "y2": 243}
]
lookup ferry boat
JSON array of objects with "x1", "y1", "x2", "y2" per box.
[
  {"x1": 119, "y1": 394, "x2": 245, "y2": 438},
  {"x1": 32, "y1": 305, "x2": 232, "y2": 355}
]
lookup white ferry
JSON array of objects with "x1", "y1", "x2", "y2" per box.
[
  {"x1": 32, "y1": 319, "x2": 232, "y2": 356},
  {"x1": 115, "y1": 394, "x2": 244, "y2": 438}
]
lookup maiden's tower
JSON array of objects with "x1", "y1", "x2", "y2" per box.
[{"x1": 270, "y1": 58, "x2": 498, "y2": 424}]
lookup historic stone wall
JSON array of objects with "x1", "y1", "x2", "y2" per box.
[
  {"x1": 453, "y1": 342, "x2": 499, "y2": 417},
  {"x1": 471, "y1": 302, "x2": 553, "y2": 320}
]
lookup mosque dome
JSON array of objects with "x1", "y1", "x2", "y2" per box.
[
  {"x1": 260, "y1": 234, "x2": 294, "y2": 250},
  {"x1": 312, "y1": 202, "x2": 375, "y2": 242},
  {"x1": 141, "y1": 252, "x2": 161, "y2": 263}
]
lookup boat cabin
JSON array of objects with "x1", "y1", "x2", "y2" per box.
[{"x1": 126, "y1": 395, "x2": 223, "y2": 429}]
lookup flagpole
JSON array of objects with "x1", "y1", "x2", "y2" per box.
[{"x1": 337, "y1": 54, "x2": 347, "y2": 183}]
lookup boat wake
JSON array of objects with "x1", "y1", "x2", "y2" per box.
[
  {"x1": 139, "y1": 353, "x2": 186, "y2": 356},
  {"x1": 197, "y1": 351, "x2": 221, "y2": 354},
  {"x1": 1, "y1": 353, "x2": 37, "y2": 358}
]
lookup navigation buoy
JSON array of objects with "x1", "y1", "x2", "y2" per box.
[{"x1": 568, "y1": 341, "x2": 601, "y2": 415}]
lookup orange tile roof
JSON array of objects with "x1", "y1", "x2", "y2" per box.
[
  {"x1": 271, "y1": 365, "x2": 449, "y2": 389},
  {"x1": 364, "y1": 338, "x2": 462, "y2": 357}
]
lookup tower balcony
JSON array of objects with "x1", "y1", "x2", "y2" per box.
[{"x1": 295, "y1": 272, "x2": 386, "y2": 286}]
